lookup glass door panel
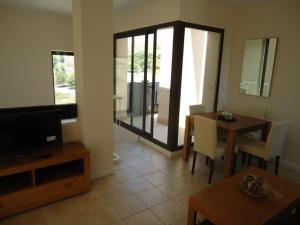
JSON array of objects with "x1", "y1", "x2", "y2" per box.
[
  {"x1": 132, "y1": 35, "x2": 146, "y2": 130},
  {"x1": 178, "y1": 28, "x2": 221, "y2": 145},
  {"x1": 153, "y1": 27, "x2": 174, "y2": 144},
  {"x1": 115, "y1": 37, "x2": 132, "y2": 125}
]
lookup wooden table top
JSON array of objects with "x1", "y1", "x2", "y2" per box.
[
  {"x1": 189, "y1": 112, "x2": 270, "y2": 132},
  {"x1": 189, "y1": 167, "x2": 300, "y2": 225}
]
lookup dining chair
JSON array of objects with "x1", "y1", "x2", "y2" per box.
[
  {"x1": 236, "y1": 106, "x2": 268, "y2": 166},
  {"x1": 237, "y1": 120, "x2": 290, "y2": 175},
  {"x1": 191, "y1": 116, "x2": 226, "y2": 184},
  {"x1": 189, "y1": 104, "x2": 205, "y2": 116},
  {"x1": 189, "y1": 104, "x2": 208, "y2": 164}
]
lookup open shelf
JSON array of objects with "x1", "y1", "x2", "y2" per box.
[
  {"x1": 35, "y1": 159, "x2": 84, "y2": 185},
  {"x1": 0, "y1": 171, "x2": 33, "y2": 196}
]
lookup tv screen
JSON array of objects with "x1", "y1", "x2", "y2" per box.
[{"x1": 0, "y1": 110, "x2": 62, "y2": 157}]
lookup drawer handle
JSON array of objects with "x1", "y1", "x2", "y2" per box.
[{"x1": 65, "y1": 183, "x2": 72, "y2": 189}]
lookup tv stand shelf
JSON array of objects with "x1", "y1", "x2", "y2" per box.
[{"x1": 0, "y1": 142, "x2": 90, "y2": 219}]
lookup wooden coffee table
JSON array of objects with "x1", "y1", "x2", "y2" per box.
[{"x1": 187, "y1": 167, "x2": 300, "y2": 225}]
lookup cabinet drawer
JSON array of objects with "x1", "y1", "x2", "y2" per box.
[
  {"x1": 34, "y1": 175, "x2": 87, "y2": 198},
  {"x1": 0, "y1": 176, "x2": 87, "y2": 219}
]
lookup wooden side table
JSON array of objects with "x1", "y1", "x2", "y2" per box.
[{"x1": 187, "y1": 167, "x2": 300, "y2": 225}]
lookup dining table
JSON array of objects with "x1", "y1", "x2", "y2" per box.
[
  {"x1": 183, "y1": 111, "x2": 271, "y2": 177},
  {"x1": 187, "y1": 167, "x2": 300, "y2": 225}
]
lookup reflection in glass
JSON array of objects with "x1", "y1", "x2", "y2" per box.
[
  {"x1": 153, "y1": 27, "x2": 174, "y2": 144},
  {"x1": 132, "y1": 35, "x2": 146, "y2": 130},
  {"x1": 178, "y1": 28, "x2": 221, "y2": 146},
  {"x1": 115, "y1": 37, "x2": 132, "y2": 125},
  {"x1": 240, "y1": 38, "x2": 277, "y2": 97}
]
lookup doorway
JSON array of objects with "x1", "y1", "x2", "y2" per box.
[{"x1": 114, "y1": 21, "x2": 224, "y2": 151}]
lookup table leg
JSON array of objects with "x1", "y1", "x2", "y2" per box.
[
  {"x1": 225, "y1": 130, "x2": 236, "y2": 177},
  {"x1": 261, "y1": 122, "x2": 271, "y2": 141},
  {"x1": 187, "y1": 206, "x2": 197, "y2": 225},
  {"x1": 183, "y1": 116, "x2": 192, "y2": 161}
]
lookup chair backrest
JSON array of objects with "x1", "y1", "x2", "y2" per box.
[
  {"x1": 194, "y1": 116, "x2": 217, "y2": 159},
  {"x1": 265, "y1": 120, "x2": 290, "y2": 159},
  {"x1": 189, "y1": 104, "x2": 205, "y2": 115},
  {"x1": 241, "y1": 106, "x2": 267, "y2": 119}
]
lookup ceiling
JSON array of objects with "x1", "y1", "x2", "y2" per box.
[{"x1": 0, "y1": 0, "x2": 273, "y2": 15}]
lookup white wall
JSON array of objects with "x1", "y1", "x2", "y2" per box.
[
  {"x1": 179, "y1": 0, "x2": 238, "y2": 110},
  {"x1": 227, "y1": 0, "x2": 300, "y2": 169},
  {"x1": 73, "y1": 0, "x2": 114, "y2": 179},
  {"x1": 0, "y1": 6, "x2": 73, "y2": 108},
  {"x1": 0, "y1": 5, "x2": 81, "y2": 143},
  {"x1": 114, "y1": 0, "x2": 180, "y2": 33}
]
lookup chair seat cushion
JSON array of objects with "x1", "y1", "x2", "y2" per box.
[{"x1": 237, "y1": 136, "x2": 267, "y2": 159}]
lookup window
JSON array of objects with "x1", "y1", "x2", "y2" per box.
[
  {"x1": 51, "y1": 51, "x2": 76, "y2": 105},
  {"x1": 114, "y1": 21, "x2": 224, "y2": 151}
]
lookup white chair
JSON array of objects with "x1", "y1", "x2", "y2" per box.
[
  {"x1": 189, "y1": 104, "x2": 205, "y2": 116},
  {"x1": 192, "y1": 116, "x2": 226, "y2": 184},
  {"x1": 237, "y1": 120, "x2": 290, "y2": 175},
  {"x1": 235, "y1": 106, "x2": 268, "y2": 165}
]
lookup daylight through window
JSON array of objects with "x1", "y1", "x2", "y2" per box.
[{"x1": 51, "y1": 51, "x2": 76, "y2": 105}]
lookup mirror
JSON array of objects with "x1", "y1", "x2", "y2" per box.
[{"x1": 240, "y1": 38, "x2": 277, "y2": 97}]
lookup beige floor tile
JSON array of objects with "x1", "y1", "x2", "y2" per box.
[
  {"x1": 113, "y1": 160, "x2": 130, "y2": 171},
  {"x1": 124, "y1": 210, "x2": 163, "y2": 225},
  {"x1": 122, "y1": 156, "x2": 144, "y2": 167},
  {"x1": 156, "y1": 180, "x2": 191, "y2": 198},
  {"x1": 130, "y1": 162, "x2": 159, "y2": 176},
  {"x1": 125, "y1": 177, "x2": 153, "y2": 193},
  {"x1": 149, "y1": 158, "x2": 176, "y2": 170},
  {"x1": 136, "y1": 187, "x2": 169, "y2": 208},
  {"x1": 169, "y1": 217, "x2": 187, "y2": 225},
  {"x1": 73, "y1": 190, "x2": 108, "y2": 213},
  {"x1": 114, "y1": 167, "x2": 139, "y2": 182},
  {"x1": 42, "y1": 199, "x2": 79, "y2": 224},
  {"x1": 54, "y1": 214, "x2": 87, "y2": 225},
  {"x1": 161, "y1": 166, "x2": 190, "y2": 180},
  {"x1": 2, "y1": 208, "x2": 47, "y2": 225},
  {"x1": 108, "y1": 221, "x2": 126, "y2": 225},
  {"x1": 143, "y1": 171, "x2": 174, "y2": 186},
  {"x1": 110, "y1": 195, "x2": 147, "y2": 219},
  {"x1": 82, "y1": 204, "x2": 121, "y2": 225},
  {"x1": 150, "y1": 201, "x2": 185, "y2": 225},
  {"x1": 172, "y1": 193, "x2": 189, "y2": 210},
  {"x1": 93, "y1": 175, "x2": 121, "y2": 191},
  {"x1": 100, "y1": 183, "x2": 133, "y2": 202}
]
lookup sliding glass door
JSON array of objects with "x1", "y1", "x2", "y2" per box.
[
  {"x1": 114, "y1": 21, "x2": 224, "y2": 151},
  {"x1": 114, "y1": 28, "x2": 173, "y2": 146},
  {"x1": 178, "y1": 27, "x2": 222, "y2": 145}
]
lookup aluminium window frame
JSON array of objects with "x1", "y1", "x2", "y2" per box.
[{"x1": 113, "y1": 20, "x2": 225, "y2": 151}]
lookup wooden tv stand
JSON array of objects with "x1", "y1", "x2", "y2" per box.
[{"x1": 0, "y1": 142, "x2": 90, "y2": 219}]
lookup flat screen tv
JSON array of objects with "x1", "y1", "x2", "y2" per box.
[{"x1": 0, "y1": 110, "x2": 63, "y2": 157}]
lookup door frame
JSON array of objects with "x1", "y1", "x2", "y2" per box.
[{"x1": 113, "y1": 20, "x2": 225, "y2": 151}]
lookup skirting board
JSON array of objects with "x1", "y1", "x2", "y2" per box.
[
  {"x1": 91, "y1": 168, "x2": 114, "y2": 181},
  {"x1": 280, "y1": 160, "x2": 300, "y2": 173},
  {"x1": 139, "y1": 137, "x2": 183, "y2": 159}
]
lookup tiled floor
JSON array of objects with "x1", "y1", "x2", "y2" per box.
[
  {"x1": 1, "y1": 141, "x2": 300, "y2": 225},
  {"x1": 120, "y1": 114, "x2": 185, "y2": 145}
]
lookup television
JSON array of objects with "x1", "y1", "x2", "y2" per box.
[{"x1": 0, "y1": 110, "x2": 63, "y2": 157}]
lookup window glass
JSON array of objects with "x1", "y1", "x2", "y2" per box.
[{"x1": 51, "y1": 52, "x2": 76, "y2": 104}]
